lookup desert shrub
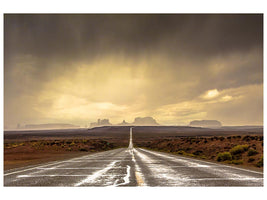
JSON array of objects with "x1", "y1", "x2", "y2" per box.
[
  {"x1": 256, "y1": 157, "x2": 263, "y2": 168},
  {"x1": 70, "y1": 141, "x2": 75, "y2": 146},
  {"x1": 12, "y1": 143, "x2": 19, "y2": 148},
  {"x1": 217, "y1": 152, "x2": 232, "y2": 162},
  {"x1": 82, "y1": 139, "x2": 88, "y2": 144},
  {"x1": 227, "y1": 136, "x2": 232, "y2": 140},
  {"x1": 242, "y1": 135, "x2": 249, "y2": 141},
  {"x1": 230, "y1": 145, "x2": 249, "y2": 155},
  {"x1": 248, "y1": 158, "x2": 255, "y2": 163},
  {"x1": 200, "y1": 155, "x2": 207, "y2": 159},
  {"x1": 247, "y1": 149, "x2": 258, "y2": 156},
  {"x1": 231, "y1": 160, "x2": 243, "y2": 165},
  {"x1": 232, "y1": 154, "x2": 242, "y2": 160},
  {"x1": 186, "y1": 153, "x2": 196, "y2": 157},
  {"x1": 190, "y1": 139, "x2": 196, "y2": 143},
  {"x1": 177, "y1": 150, "x2": 185, "y2": 155},
  {"x1": 193, "y1": 150, "x2": 203, "y2": 156},
  {"x1": 219, "y1": 137, "x2": 225, "y2": 141},
  {"x1": 79, "y1": 148, "x2": 88, "y2": 152},
  {"x1": 250, "y1": 136, "x2": 255, "y2": 140}
]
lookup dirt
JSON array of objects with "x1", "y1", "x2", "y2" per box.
[{"x1": 4, "y1": 138, "x2": 127, "y2": 170}]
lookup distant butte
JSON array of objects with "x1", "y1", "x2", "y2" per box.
[{"x1": 189, "y1": 120, "x2": 222, "y2": 128}]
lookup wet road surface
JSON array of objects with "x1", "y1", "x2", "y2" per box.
[{"x1": 4, "y1": 128, "x2": 263, "y2": 186}]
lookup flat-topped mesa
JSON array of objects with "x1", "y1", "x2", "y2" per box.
[
  {"x1": 90, "y1": 119, "x2": 112, "y2": 128},
  {"x1": 189, "y1": 120, "x2": 222, "y2": 128},
  {"x1": 132, "y1": 117, "x2": 159, "y2": 126}
]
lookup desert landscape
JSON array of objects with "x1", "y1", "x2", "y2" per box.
[
  {"x1": 4, "y1": 14, "x2": 263, "y2": 188},
  {"x1": 4, "y1": 126, "x2": 263, "y2": 171}
]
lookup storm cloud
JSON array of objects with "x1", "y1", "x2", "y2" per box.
[{"x1": 4, "y1": 14, "x2": 263, "y2": 128}]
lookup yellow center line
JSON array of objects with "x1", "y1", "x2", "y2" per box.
[{"x1": 135, "y1": 171, "x2": 145, "y2": 186}]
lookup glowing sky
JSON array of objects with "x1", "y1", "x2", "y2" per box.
[{"x1": 4, "y1": 14, "x2": 263, "y2": 128}]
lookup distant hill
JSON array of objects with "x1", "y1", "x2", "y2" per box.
[
  {"x1": 189, "y1": 120, "x2": 222, "y2": 128},
  {"x1": 24, "y1": 123, "x2": 80, "y2": 130}
]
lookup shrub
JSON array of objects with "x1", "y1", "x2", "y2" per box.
[
  {"x1": 193, "y1": 150, "x2": 203, "y2": 156},
  {"x1": 232, "y1": 154, "x2": 242, "y2": 160},
  {"x1": 82, "y1": 139, "x2": 88, "y2": 144},
  {"x1": 247, "y1": 149, "x2": 258, "y2": 156},
  {"x1": 79, "y1": 148, "x2": 88, "y2": 152},
  {"x1": 177, "y1": 150, "x2": 185, "y2": 155},
  {"x1": 217, "y1": 152, "x2": 232, "y2": 162},
  {"x1": 250, "y1": 136, "x2": 255, "y2": 140},
  {"x1": 231, "y1": 160, "x2": 243, "y2": 165},
  {"x1": 248, "y1": 158, "x2": 255, "y2": 163},
  {"x1": 70, "y1": 141, "x2": 75, "y2": 146},
  {"x1": 186, "y1": 153, "x2": 196, "y2": 157},
  {"x1": 200, "y1": 155, "x2": 207, "y2": 159},
  {"x1": 256, "y1": 157, "x2": 263, "y2": 168},
  {"x1": 230, "y1": 145, "x2": 249, "y2": 155},
  {"x1": 242, "y1": 135, "x2": 250, "y2": 141}
]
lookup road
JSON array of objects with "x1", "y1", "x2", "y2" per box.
[{"x1": 4, "y1": 127, "x2": 263, "y2": 186}]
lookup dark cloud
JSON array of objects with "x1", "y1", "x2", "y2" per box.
[
  {"x1": 5, "y1": 14, "x2": 262, "y2": 60},
  {"x1": 4, "y1": 14, "x2": 263, "y2": 128}
]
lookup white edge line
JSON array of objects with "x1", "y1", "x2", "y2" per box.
[
  {"x1": 4, "y1": 148, "x2": 124, "y2": 176},
  {"x1": 139, "y1": 148, "x2": 264, "y2": 175}
]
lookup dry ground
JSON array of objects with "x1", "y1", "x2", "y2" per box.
[{"x1": 4, "y1": 138, "x2": 127, "y2": 170}]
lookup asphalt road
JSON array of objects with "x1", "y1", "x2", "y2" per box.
[{"x1": 4, "y1": 128, "x2": 263, "y2": 186}]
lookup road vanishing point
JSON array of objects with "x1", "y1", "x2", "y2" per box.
[{"x1": 4, "y1": 127, "x2": 263, "y2": 186}]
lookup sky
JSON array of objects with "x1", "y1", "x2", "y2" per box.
[{"x1": 4, "y1": 14, "x2": 263, "y2": 128}]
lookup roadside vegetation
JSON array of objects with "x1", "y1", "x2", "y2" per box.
[
  {"x1": 139, "y1": 135, "x2": 263, "y2": 169},
  {"x1": 4, "y1": 139, "x2": 124, "y2": 170},
  {"x1": 4, "y1": 139, "x2": 118, "y2": 152}
]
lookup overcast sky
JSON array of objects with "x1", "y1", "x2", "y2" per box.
[{"x1": 4, "y1": 14, "x2": 263, "y2": 128}]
